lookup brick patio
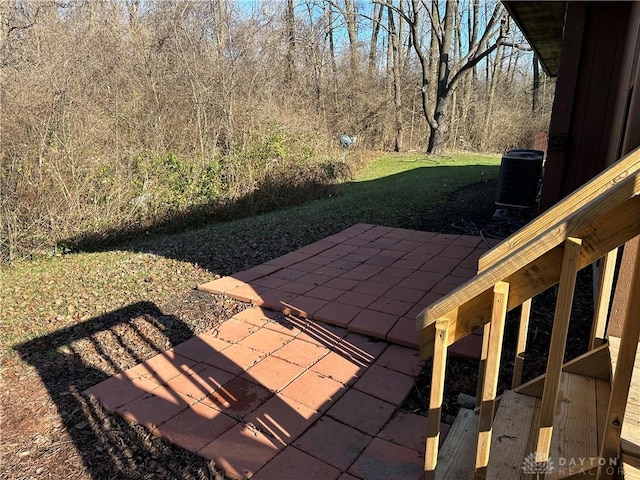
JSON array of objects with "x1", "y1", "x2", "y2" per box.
[
  {"x1": 86, "y1": 224, "x2": 491, "y2": 479},
  {"x1": 200, "y1": 224, "x2": 489, "y2": 357}
]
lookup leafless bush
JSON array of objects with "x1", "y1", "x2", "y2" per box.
[{"x1": 0, "y1": 0, "x2": 553, "y2": 262}]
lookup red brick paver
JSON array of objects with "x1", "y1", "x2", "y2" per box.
[
  {"x1": 348, "y1": 437, "x2": 423, "y2": 480},
  {"x1": 198, "y1": 423, "x2": 282, "y2": 478},
  {"x1": 252, "y1": 446, "x2": 341, "y2": 480},
  {"x1": 294, "y1": 417, "x2": 373, "y2": 471},
  {"x1": 153, "y1": 401, "x2": 238, "y2": 453},
  {"x1": 353, "y1": 364, "x2": 415, "y2": 405},
  {"x1": 201, "y1": 224, "x2": 486, "y2": 362},
  {"x1": 327, "y1": 388, "x2": 397, "y2": 436},
  {"x1": 246, "y1": 395, "x2": 321, "y2": 447},
  {"x1": 88, "y1": 225, "x2": 492, "y2": 480},
  {"x1": 377, "y1": 410, "x2": 429, "y2": 453}
]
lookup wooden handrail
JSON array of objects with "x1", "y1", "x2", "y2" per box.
[
  {"x1": 478, "y1": 147, "x2": 640, "y2": 271},
  {"x1": 417, "y1": 167, "x2": 640, "y2": 359}
]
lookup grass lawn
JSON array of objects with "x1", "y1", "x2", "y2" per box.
[
  {"x1": 1, "y1": 152, "x2": 500, "y2": 356},
  {"x1": 0, "y1": 152, "x2": 500, "y2": 479}
]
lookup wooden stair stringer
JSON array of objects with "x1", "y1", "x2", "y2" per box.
[{"x1": 435, "y1": 408, "x2": 478, "y2": 480}]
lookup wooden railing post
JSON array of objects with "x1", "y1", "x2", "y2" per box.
[
  {"x1": 474, "y1": 281, "x2": 510, "y2": 480},
  {"x1": 424, "y1": 318, "x2": 450, "y2": 480},
  {"x1": 597, "y1": 249, "x2": 640, "y2": 480},
  {"x1": 535, "y1": 237, "x2": 583, "y2": 463},
  {"x1": 512, "y1": 298, "x2": 532, "y2": 388},
  {"x1": 590, "y1": 248, "x2": 618, "y2": 349}
]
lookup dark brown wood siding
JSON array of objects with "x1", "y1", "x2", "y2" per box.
[
  {"x1": 539, "y1": 2, "x2": 631, "y2": 211},
  {"x1": 606, "y1": 2, "x2": 640, "y2": 338}
]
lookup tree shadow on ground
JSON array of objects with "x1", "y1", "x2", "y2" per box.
[
  {"x1": 75, "y1": 164, "x2": 503, "y2": 276},
  {"x1": 59, "y1": 167, "x2": 351, "y2": 254},
  {"x1": 13, "y1": 299, "x2": 416, "y2": 479},
  {"x1": 13, "y1": 302, "x2": 222, "y2": 479}
]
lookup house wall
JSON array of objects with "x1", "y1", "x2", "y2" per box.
[
  {"x1": 535, "y1": 2, "x2": 640, "y2": 339},
  {"x1": 606, "y1": 2, "x2": 640, "y2": 338},
  {"x1": 539, "y1": 2, "x2": 632, "y2": 212}
]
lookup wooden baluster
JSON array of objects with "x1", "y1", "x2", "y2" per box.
[
  {"x1": 590, "y1": 248, "x2": 619, "y2": 349},
  {"x1": 535, "y1": 237, "x2": 583, "y2": 463},
  {"x1": 476, "y1": 322, "x2": 491, "y2": 408},
  {"x1": 597, "y1": 248, "x2": 640, "y2": 479},
  {"x1": 424, "y1": 318, "x2": 450, "y2": 480},
  {"x1": 512, "y1": 298, "x2": 532, "y2": 389},
  {"x1": 474, "y1": 281, "x2": 510, "y2": 480}
]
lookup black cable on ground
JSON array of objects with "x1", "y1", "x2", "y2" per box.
[{"x1": 452, "y1": 218, "x2": 528, "y2": 248}]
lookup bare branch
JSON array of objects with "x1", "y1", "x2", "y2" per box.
[
  {"x1": 500, "y1": 41, "x2": 533, "y2": 51},
  {"x1": 372, "y1": 0, "x2": 413, "y2": 26},
  {"x1": 448, "y1": 40, "x2": 499, "y2": 90}
]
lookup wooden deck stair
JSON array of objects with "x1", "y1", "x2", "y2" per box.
[
  {"x1": 435, "y1": 369, "x2": 611, "y2": 479},
  {"x1": 417, "y1": 146, "x2": 640, "y2": 480},
  {"x1": 488, "y1": 373, "x2": 610, "y2": 480},
  {"x1": 436, "y1": 409, "x2": 478, "y2": 480}
]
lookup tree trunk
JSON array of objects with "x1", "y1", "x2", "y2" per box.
[
  {"x1": 532, "y1": 52, "x2": 541, "y2": 113},
  {"x1": 326, "y1": 2, "x2": 338, "y2": 99},
  {"x1": 428, "y1": 0, "x2": 455, "y2": 154},
  {"x1": 409, "y1": 0, "x2": 437, "y2": 141},
  {"x1": 285, "y1": 0, "x2": 295, "y2": 85},
  {"x1": 304, "y1": 1, "x2": 322, "y2": 107},
  {"x1": 388, "y1": 5, "x2": 403, "y2": 152},
  {"x1": 399, "y1": 0, "x2": 411, "y2": 73},
  {"x1": 213, "y1": 0, "x2": 228, "y2": 60},
  {"x1": 428, "y1": 92, "x2": 451, "y2": 154},
  {"x1": 428, "y1": 0, "x2": 440, "y2": 90},
  {"x1": 344, "y1": 0, "x2": 358, "y2": 74},
  {"x1": 368, "y1": 3, "x2": 382, "y2": 77},
  {"x1": 482, "y1": 41, "x2": 504, "y2": 149}
]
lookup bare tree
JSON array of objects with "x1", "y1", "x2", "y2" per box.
[
  {"x1": 428, "y1": 0, "x2": 507, "y2": 153},
  {"x1": 387, "y1": 5, "x2": 403, "y2": 151},
  {"x1": 377, "y1": 0, "x2": 507, "y2": 154},
  {"x1": 285, "y1": 0, "x2": 295, "y2": 85},
  {"x1": 368, "y1": 3, "x2": 383, "y2": 76}
]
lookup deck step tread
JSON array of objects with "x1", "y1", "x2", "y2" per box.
[
  {"x1": 435, "y1": 408, "x2": 478, "y2": 480},
  {"x1": 484, "y1": 372, "x2": 609, "y2": 480},
  {"x1": 487, "y1": 390, "x2": 539, "y2": 480}
]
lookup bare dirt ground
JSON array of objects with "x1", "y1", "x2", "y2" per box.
[{"x1": 1, "y1": 177, "x2": 594, "y2": 480}]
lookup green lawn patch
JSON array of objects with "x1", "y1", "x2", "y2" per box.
[{"x1": 1, "y1": 152, "x2": 500, "y2": 356}]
